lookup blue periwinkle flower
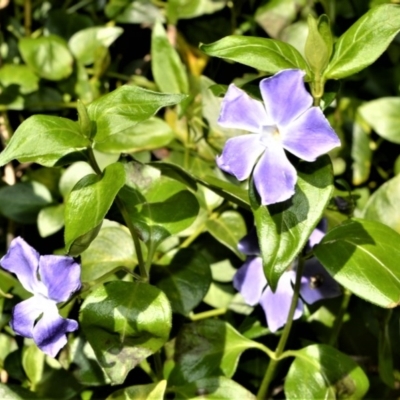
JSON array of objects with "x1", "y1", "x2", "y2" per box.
[
  {"x1": 1, "y1": 237, "x2": 81, "y2": 357},
  {"x1": 217, "y1": 69, "x2": 340, "y2": 205},
  {"x1": 234, "y1": 224, "x2": 341, "y2": 332}
]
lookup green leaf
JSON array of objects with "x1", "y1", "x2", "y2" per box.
[
  {"x1": 69, "y1": 27, "x2": 123, "y2": 66},
  {"x1": 324, "y1": 4, "x2": 400, "y2": 79},
  {"x1": 153, "y1": 248, "x2": 212, "y2": 315},
  {"x1": 167, "y1": 0, "x2": 226, "y2": 22},
  {"x1": 314, "y1": 218, "x2": 400, "y2": 308},
  {"x1": 151, "y1": 21, "x2": 189, "y2": 94},
  {"x1": 251, "y1": 156, "x2": 334, "y2": 290},
  {"x1": 64, "y1": 162, "x2": 125, "y2": 255},
  {"x1": 148, "y1": 161, "x2": 198, "y2": 191},
  {"x1": 351, "y1": 119, "x2": 372, "y2": 185},
  {"x1": 168, "y1": 320, "x2": 264, "y2": 385},
  {"x1": 19, "y1": 35, "x2": 73, "y2": 81},
  {"x1": 200, "y1": 36, "x2": 310, "y2": 77},
  {"x1": 119, "y1": 163, "x2": 199, "y2": 244},
  {"x1": 0, "y1": 181, "x2": 52, "y2": 224},
  {"x1": 107, "y1": 380, "x2": 167, "y2": 400},
  {"x1": 357, "y1": 97, "x2": 400, "y2": 144},
  {"x1": 362, "y1": 174, "x2": 400, "y2": 233},
  {"x1": 59, "y1": 162, "x2": 95, "y2": 198},
  {"x1": 285, "y1": 344, "x2": 369, "y2": 399},
  {"x1": 174, "y1": 377, "x2": 256, "y2": 399},
  {"x1": 81, "y1": 220, "x2": 136, "y2": 282},
  {"x1": 94, "y1": 117, "x2": 175, "y2": 154},
  {"x1": 22, "y1": 345, "x2": 45, "y2": 389},
  {"x1": 38, "y1": 204, "x2": 65, "y2": 238},
  {"x1": 80, "y1": 281, "x2": 172, "y2": 384},
  {"x1": 0, "y1": 384, "x2": 38, "y2": 399},
  {"x1": 0, "y1": 115, "x2": 89, "y2": 167},
  {"x1": 87, "y1": 85, "x2": 185, "y2": 142},
  {"x1": 206, "y1": 211, "x2": 246, "y2": 259},
  {"x1": 0, "y1": 64, "x2": 39, "y2": 94},
  {"x1": 378, "y1": 310, "x2": 395, "y2": 388},
  {"x1": 106, "y1": 0, "x2": 164, "y2": 24}
]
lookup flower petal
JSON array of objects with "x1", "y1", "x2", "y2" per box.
[
  {"x1": 11, "y1": 297, "x2": 42, "y2": 338},
  {"x1": 281, "y1": 107, "x2": 340, "y2": 161},
  {"x1": 218, "y1": 84, "x2": 270, "y2": 131},
  {"x1": 217, "y1": 134, "x2": 265, "y2": 181},
  {"x1": 259, "y1": 272, "x2": 303, "y2": 333},
  {"x1": 39, "y1": 255, "x2": 81, "y2": 303},
  {"x1": 233, "y1": 257, "x2": 266, "y2": 306},
  {"x1": 253, "y1": 143, "x2": 297, "y2": 205},
  {"x1": 299, "y1": 258, "x2": 342, "y2": 305},
  {"x1": 33, "y1": 307, "x2": 78, "y2": 358},
  {"x1": 1, "y1": 237, "x2": 41, "y2": 294},
  {"x1": 238, "y1": 228, "x2": 260, "y2": 256},
  {"x1": 260, "y1": 70, "x2": 312, "y2": 127}
]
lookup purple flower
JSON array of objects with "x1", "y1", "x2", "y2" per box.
[
  {"x1": 217, "y1": 69, "x2": 340, "y2": 205},
  {"x1": 234, "y1": 225, "x2": 341, "y2": 332},
  {"x1": 1, "y1": 237, "x2": 80, "y2": 357}
]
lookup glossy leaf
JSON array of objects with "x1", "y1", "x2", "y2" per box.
[
  {"x1": 22, "y1": 345, "x2": 45, "y2": 389},
  {"x1": 324, "y1": 4, "x2": 400, "y2": 79},
  {"x1": 151, "y1": 21, "x2": 189, "y2": 94},
  {"x1": 167, "y1": 0, "x2": 226, "y2": 22},
  {"x1": 168, "y1": 320, "x2": 264, "y2": 385},
  {"x1": 285, "y1": 344, "x2": 369, "y2": 399},
  {"x1": 69, "y1": 27, "x2": 123, "y2": 65},
  {"x1": 0, "y1": 181, "x2": 52, "y2": 224},
  {"x1": 119, "y1": 163, "x2": 199, "y2": 244},
  {"x1": 251, "y1": 156, "x2": 334, "y2": 290},
  {"x1": 59, "y1": 162, "x2": 95, "y2": 198},
  {"x1": 94, "y1": 117, "x2": 175, "y2": 154},
  {"x1": 107, "y1": 380, "x2": 167, "y2": 400},
  {"x1": 358, "y1": 97, "x2": 400, "y2": 144},
  {"x1": 200, "y1": 36, "x2": 310, "y2": 76},
  {"x1": 314, "y1": 218, "x2": 400, "y2": 308},
  {"x1": 64, "y1": 162, "x2": 125, "y2": 255},
  {"x1": 107, "y1": 0, "x2": 164, "y2": 24},
  {"x1": 174, "y1": 377, "x2": 256, "y2": 399},
  {"x1": 0, "y1": 64, "x2": 39, "y2": 94},
  {"x1": 351, "y1": 119, "x2": 372, "y2": 185},
  {"x1": 206, "y1": 211, "x2": 246, "y2": 259},
  {"x1": 87, "y1": 85, "x2": 185, "y2": 141},
  {"x1": 363, "y1": 174, "x2": 400, "y2": 233},
  {"x1": 81, "y1": 220, "x2": 136, "y2": 282},
  {"x1": 0, "y1": 115, "x2": 89, "y2": 167},
  {"x1": 19, "y1": 35, "x2": 73, "y2": 81},
  {"x1": 37, "y1": 204, "x2": 65, "y2": 237},
  {"x1": 80, "y1": 281, "x2": 172, "y2": 384},
  {"x1": 153, "y1": 248, "x2": 212, "y2": 315}
]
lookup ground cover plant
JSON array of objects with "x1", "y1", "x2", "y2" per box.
[{"x1": 0, "y1": 0, "x2": 400, "y2": 398}]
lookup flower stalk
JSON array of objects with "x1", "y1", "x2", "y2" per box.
[{"x1": 256, "y1": 257, "x2": 305, "y2": 400}]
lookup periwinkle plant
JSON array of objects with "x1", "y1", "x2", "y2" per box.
[{"x1": 0, "y1": 2, "x2": 400, "y2": 399}]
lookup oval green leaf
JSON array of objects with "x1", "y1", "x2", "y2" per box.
[
  {"x1": 200, "y1": 35, "x2": 310, "y2": 76},
  {"x1": 107, "y1": 380, "x2": 167, "y2": 400},
  {"x1": 88, "y1": 85, "x2": 186, "y2": 142},
  {"x1": 358, "y1": 97, "x2": 400, "y2": 144},
  {"x1": 0, "y1": 115, "x2": 89, "y2": 167},
  {"x1": 64, "y1": 162, "x2": 126, "y2": 254},
  {"x1": 251, "y1": 156, "x2": 334, "y2": 290},
  {"x1": 285, "y1": 344, "x2": 369, "y2": 399},
  {"x1": 324, "y1": 4, "x2": 400, "y2": 79},
  {"x1": 80, "y1": 281, "x2": 172, "y2": 384},
  {"x1": 19, "y1": 35, "x2": 73, "y2": 81},
  {"x1": 314, "y1": 218, "x2": 400, "y2": 308},
  {"x1": 153, "y1": 248, "x2": 211, "y2": 315}
]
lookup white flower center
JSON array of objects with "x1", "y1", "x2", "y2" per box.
[
  {"x1": 33, "y1": 293, "x2": 58, "y2": 313},
  {"x1": 260, "y1": 125, "x2": 280, "y2": 147}
]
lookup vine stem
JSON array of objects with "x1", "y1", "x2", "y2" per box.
[
  {"x1": 328, "y1": 289, "x2": 352, "y2": 346},
  {"x1": 256, "y1": 258, "x2": 305, "y2": 400},
  {"x1": 86, "y1": 147, "x2": 148, "y2": 281},
  {"x1": 24, "y1": 0, "x2": 32, "y2": 36}
]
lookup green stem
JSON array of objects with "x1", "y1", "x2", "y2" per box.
[
  {"x1": 256, "y1": 258, "x2": 305, "y2": 400},
  {"x1": 24, "y1": 0, "x2": 32, "y2": 36},
  {"x1": 116, "y1": 196, "x2": 148, "y2": 281},
  {"x1": 328, "y1": 289, "x2": 352, "y2": 346},
  {"x1": 153, "y1": 352, "x2": 163, "y2": 381},
  {"x1": 189, "y1": 307, "x2": 227, "y2": 321},
  {"x1": 86, "y1": 147, "x2": 147, "y2": 280}
]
